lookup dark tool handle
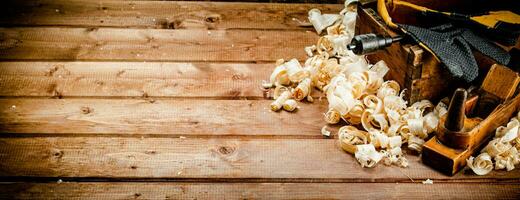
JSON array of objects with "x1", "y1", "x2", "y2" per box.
[{"x1": 445, "y1": 88, "x2": 467, "y2": 132}]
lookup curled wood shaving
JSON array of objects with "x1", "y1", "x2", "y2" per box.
[
  {"x1": 411, "y1": 100, "x2": 434, "y2": 112},
  {"x1": 321, "y1": 126, "x2": 332, "y2": 137},
  {"x1": 387, "y1": 136, "x2": 403, "y2": 149},
  {"x1": 361, "y1": 109, "x2": 388, "y2": 132},
  {"x1": 344, "y1": 107, "x2": 364, "y2": 125},
  {"x1": 263, "y1": 3, "x2": 442, "y2": 169},
  {"x1": 363, "y1": 95, "x2": 383, "y2": 113},
  {"x1": 308, "y1": 9, "x2": 342, "y2": 35},
  {"x1": 380, "y1": 146, "x2": 408, "y2": 167},
  {"x1": 496, "y1": 118, "x2": 519, "y2": 143},
  {"x1": 434, "y1": 101, "x2": 448, "y2": 117},
  {"x1": 343, "y1": 58, "x2": 369, "y2": 77},
  {"x1": 386, "y1": 109, "x2": 401, "y2": 126},
  {"x1": 423, "y1": 112, "x2": 439, "y2": 134},
  {"x1": 355, "y1": 144, "x2": 383, "y2": 168},
  {"x1": 347, "y1": 76, "x2": 368, "y2": 99},
  {"x1": 377, "y1": 80, "x2": 400, "y2": 100},
  {"x1": 326, "y1": 87, "x2": 350, "y2": 116},
  {"x1": 283, "y1": 99, "x2": 298, "y2": 112},
  {"x1": 467, "y1": 153, "x2": 494, "y2": 175},
  {"x1": 364, "y1": 71, "x2": 384, "y2": 94},
  {"x1": 368, "y1": 130, "x2": 390, "y2": 149},
  {"x1": 326, "y1": 22, "x2": 346, "y2": 36},
  {"x1": 482, "y1": 138, "x2": 513, "y2": 158},
  {"x1": 270, "y1": 91, "x2": 291, "y2": 111},
  {"x1": 398, "y1": 125, "x2": 412, "y2": 143},
  {"x1": 304, "y1": 45, "x2": 317, "y2": 57},
  {"x1": 387, "y1": 123, "x2": 402, "y2": 137},
  {"x1": 495, "y1": 147, "x2": 518, "y2": 171},
  {"x1": 325, "y1": 35, "x2": 352, "y2": 56},
  {"x1": 368, "y1": 131, "x2": 401, "y2": 149},
  {"x1": 269, "y1": 63, "x2": 290, "y2": 87},
  {"x1": 339, "y1": 126, "x2": 369, "y2": 154},
  {"x1": 324, "y1": 108, "x2": 341, "y2": 124},
  {"x1": 383, "y1": 95, "x2": 407, "y2": 115},
  {"x1": 467, "y1": 111, "x2": 520, "y2": 175},
  {"x1": 285, "y1": 59, "x2": 308, "y2": 83},
  {"x1": 273, "y1": 85, "x2": 290, "y2": 100},
  {"x1": 408, "y1": 135, "x2": 425, "y2": 153},
  {"x1": 407, "y1": 118, "x2": 427, "y2": 139},
  {"x1": 293, "y1": 78, "x2": 312, "y2": 101}
]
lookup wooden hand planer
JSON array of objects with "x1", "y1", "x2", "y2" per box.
[{"x1": 422, "y1": 64, "x2": 520, "y2": 175}]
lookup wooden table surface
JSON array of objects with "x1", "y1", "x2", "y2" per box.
[{"x1": 0, "y1": 1, "x2": 518, "y2": 199}]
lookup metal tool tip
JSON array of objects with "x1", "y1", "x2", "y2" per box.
[{"x1": 347, "y1": 44, "x2": 356, "y2": 50}]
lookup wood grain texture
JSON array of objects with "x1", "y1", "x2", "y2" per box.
[
  {"x1": 0, "y1": 28, "x2": 315, "y2": 62},
  {"x1": 1, "y1": 182, "x2": 519, "y2": 200},
  {"x1": 0, "y1": 137, "x2": 519, "y2": 180},
  {"x1": 0, "y1": 99, "x2": 329, "y2": 136},
  {"x1": 0, "y1": 0, "x2": 342, "y2": 30},
  {"x1": 481, "y1": 64, "x2": 520, "y2": 101},
  {"x1": 356, "y1": 8, "x2": 408, "y2": 88},
  {"x1": 0, "y1": 62, "x2": 278, "y2": 98}
]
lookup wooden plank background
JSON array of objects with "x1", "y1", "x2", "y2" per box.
[
  {"x1": 0, "y1": 0, "x2": 518, "y2": 199},
  {"x1": 0, "y1": 0, "x2": 342, "y2": 29},
  {"x1": 1, "y1": 182, "x2": 518, "y2": 199}
]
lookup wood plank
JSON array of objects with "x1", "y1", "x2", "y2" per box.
[
  {"x1": 1, "y1": 182, "x2": 518, "y2": 199},
  {"x1": 0, "y1": 28, "x2": 315, "y2": 62},
  {"x1": 0, "y1": 99, "x2": 329, "y2": 136},
  {"x1": 0, "y1": 0, "x2": 342, "y2": 30},
  {"x1": 0, "y1": 62, "x2": 276, "y2": 98},
  {"x1": 0, "y1": 137, "x2": 519, "y2": 180}
]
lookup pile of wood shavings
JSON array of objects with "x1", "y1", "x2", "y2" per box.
[
  {"x1": 262, "y1": 1, "x2": 446, "y2": 168},
  {"x1": 467, "y1": 112, "x2": 520, "y2": 175}
]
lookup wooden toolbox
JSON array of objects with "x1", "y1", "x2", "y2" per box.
[{"x1": 356, "y1": 1, "x2": 520, "y2": 103}]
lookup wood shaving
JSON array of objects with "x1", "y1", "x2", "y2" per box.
[
  {"x1": 282, "y1": 99, "x2": 298, "y2": 112},
  {"x1": 408, "y1": 135, "x2": 425, "y2": 153},
  {"x1": 262, "y1": 3, "x2": 444, "y2": 168},
  {"x1": 467, "y1": 153, "x2": 494, "y2": 175},
  {"x1": 324, "y1": 108, "x2": 341, "y2": 124},
  {"x1": 496, "y1": 119, "x2": 519, "y2": 143},
  {"x1": 308, "y1": 9, "x2": 342, "y2": 35},
  {"x1": 273, "y1": 85, "x2": 289, "y2": 99},
  {"x1": 268, "y1": 63, "x2": 290, "y2": 87},
  {"x1": 270, "y1": 91, "x2": 291, "y2": 111},
  {"x1": 285, "y1": 59, "x2": 308, "y2": 83},
  {"x1": 482, "y1": 138, "x2": 512, "y2": 158},
  {"x1": 304, "y1": 45, "x2": 317, "y2": 57},
  {"x1": 422, "y1": 179, "x2": 433, "y2": 184},
  {"x1": 434, "y1": 101, "x2": 448, "y2": 117},
  {"x1": 293, "y1": 78, "x2": 312, "y2": 101},
  {"x1": 338, "y1": 126, "x2": 368, "y2": 154},
  {"x1": 467, "y1": 111, "x2": 520, "y2": 175},
  {"x1": 361, "y1": 109, "x2": 388, "y2": 132},
  {"x1": 377, "y1": 80, "x2": 400, "y2": 100},
  {"x1": 423, "y1": 112, "x2": 439, "y2": 134},
  {"x1": 407, "y1": 118, "x2": 427, "y2": 139},
  {"x1": 321, "y1": 126, "x2": 331, "y2": 137},
  {"x1": 355, "y1": 144, "x2": 383, "y2": 168}
]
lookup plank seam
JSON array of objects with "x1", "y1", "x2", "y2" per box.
[{"x1": 0, "y1": 177, "x2": 518, "y2": 184}]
